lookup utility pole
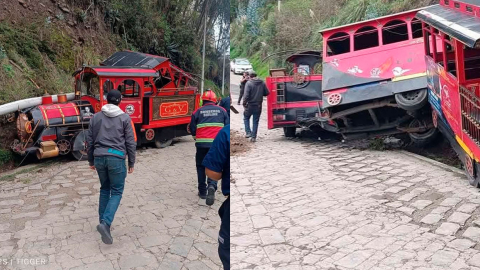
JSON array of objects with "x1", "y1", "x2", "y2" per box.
[
  {"x1": 222, "y1": 50, "x2": 226, "y2": 96},
  {"x1": 201, "y1": 11, "x2": 207, "y2": 96}
]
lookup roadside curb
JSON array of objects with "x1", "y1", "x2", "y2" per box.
[
  {"x1": 0, "y1": 164, "x2": 38, "y2": 180},
  {"x1": 399, "y1": 150, "x2": 465, "y2": 176}
]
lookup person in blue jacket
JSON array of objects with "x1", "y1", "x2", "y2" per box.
[
  {"x1": 219, "y1": 94, "x2": 231, "y2": 118},
  {"x1": 203, "y1": 124, "x2": 230, "y2": 270}
]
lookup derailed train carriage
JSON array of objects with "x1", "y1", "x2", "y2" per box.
[
  {"x1": 10, "y1": 51, "x2": 200, "y2": 161},
  {"x1": 416, "y1": 0, "x2": 480, "y2": 186}
]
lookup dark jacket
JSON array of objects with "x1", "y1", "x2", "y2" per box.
[
  {"x1": 243, "y1": 78, "x2": 269, "y2": 107},
  {"x1": 240, "y1": 76, "x2": 248, "y2": 90},
  {"x1": 190, "y1": 101, "x2": 229, "y2": 148},
  {"x1": 219, "y1": 96, "x2": 231, "y2": 118},
  {"x1": 86, "y1": 104, "x2": 137, "y2": 168}
]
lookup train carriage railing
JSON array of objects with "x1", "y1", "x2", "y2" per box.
[{"x1": 460, "y1": 85, "x2": 480, "y2": 145}]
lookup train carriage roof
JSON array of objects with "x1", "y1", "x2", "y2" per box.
[
  {"x1": 101, "y1": 51, "x2": 169, "y2": 69},
  {"x1": 73, "y1": 66, "x2": 159, "y2": 77},
  {"x1": 285, "y1": 51, "x2": 322, "y2": 62},
  {"x1": 319, "y1": 8, "x2": 422, "y2": 35},
  {"x1": 416, "y1": 3, "x2": 480, "y2": 48}
]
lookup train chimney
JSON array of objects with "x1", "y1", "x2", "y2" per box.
[
  {"x1": 57, "y1": 92, "x2": 67, "y2": 103},
  {"x1": 42, "y1": 90, "x2": 53, "y2": 105}
]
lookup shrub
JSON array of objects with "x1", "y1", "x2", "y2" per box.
[{"x1": 0, "y1": 149, "x2": 12, "y2": 166}]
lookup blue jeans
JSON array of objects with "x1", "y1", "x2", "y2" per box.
[
  {"x1": 244, "y1": 106, "x2": 261, "y2": 138},
  {"x1": 196, "y1": 147, "x2": 218, "y2": 195},
  {"x1": 94, "y1": 156, "x2": 126, "y2": 226}
]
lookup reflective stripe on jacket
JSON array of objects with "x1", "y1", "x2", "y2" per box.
[{"x1": 190, "y1": 101, "x2": 229, "y2": 148}]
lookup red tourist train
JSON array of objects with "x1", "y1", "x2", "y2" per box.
[
  {"x1": 11, "y1": 51, "x2": 200, "y2": 160},
  {"x1": 417, "y1": 0, "x2": 480, "y2": 186},
  {"x1": 267, "y1": 9, "x2": 437, "y2": 145},
  {"x1": 318, "y1": 9, "x2": 437, "y2": 143}
]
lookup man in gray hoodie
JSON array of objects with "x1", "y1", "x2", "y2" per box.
[
  {"x1": 86, "y1": 89, "x2": 136, "y2": 245},
  {"x1": 243, "y1": 70, "x2": 269, "y2": 142}
]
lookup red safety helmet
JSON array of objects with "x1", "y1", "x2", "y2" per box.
[{"x1": 201, "y1": 89, "x2": 217, "y2": 103}]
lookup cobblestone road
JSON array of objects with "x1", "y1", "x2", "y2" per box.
[
  {"x1": 230, "y1": 73, "x2": 480, "y2": 270},
  {"x1": 0, "y1": 137, "x2": 224, "y2": 270}
]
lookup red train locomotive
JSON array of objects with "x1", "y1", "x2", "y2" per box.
[{"x1": 10, "y1": 51, "x2": 200, "y2": 161}]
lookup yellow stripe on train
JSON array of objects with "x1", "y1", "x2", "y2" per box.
[
  {"x1": 391, "y1": 72, "x2": 426, "y2": 82},
  {"x1": 455, "y1": 135, "x2": 480, "y2": 162}
]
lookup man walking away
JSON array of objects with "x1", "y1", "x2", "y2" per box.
[
  {"x1": 203, "y1": 124, "x2": 230, "y2": 270},
  {"x1": 237, "y1": 72, "x2": 249, "y2": 105},
  {"x1": 87, "y1": 89, "x2": 136, "y2": 245},
  {"x1": 243, "y1": 70, "x2": 269, "y2": 142},
  {"x1": 219, "y1": 94, "x2": 231, "y2": 119},
  {"x1": 190, "y1": 90, "x2": 229, "y2": 204}
]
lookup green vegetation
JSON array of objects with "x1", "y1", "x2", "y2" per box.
[
  {"x1": 0, "y1": 149, "x2": 12, "y2": 167},
  {"x1": 0, "y1": 0, "x2": 229, "y2": 105},
  {"x1": 231, "y1": 0, "x2": 436, "y2": 78}
]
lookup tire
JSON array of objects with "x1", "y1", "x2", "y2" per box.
[
  {"x1": 71, "y1": 131, "x2": 88, "y2": 161},
  {"x1": 408, "y1": 119, "x2": 438, "y2": 147},
  {"x1": 155, "y1": 138, "x2": 173, "y2": 148},
  {"x1": 283, "y1": 127, "x2": 296, "y2": 138},
  {"x1": 395, "y1": 89, "x2": 428, "y2": 111},
  {"x1": 72, "y1": 150, "x2": 88, "y2": 161}
]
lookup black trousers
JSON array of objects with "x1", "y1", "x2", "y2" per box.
[
  {"x1": 238, "y1": 85, "x2": 245, "y2": 104},
  {"x1": 195, "y1": 147, "x2": 217, "y2": 195},
  {"x1": 218, "y1": 196, "x2": 230, "y2": 270}
]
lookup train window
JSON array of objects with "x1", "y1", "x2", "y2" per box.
[
  {"x1": 314, "y1": 62, "x2": 322, "y2": 74},
  {"x1": 327, "y1": 32, "x2": 350, "y2": 55},
  {"x1": 444, "y1": 39, "x2": 456, "y2": 76},
  {"x1": 383, "y1": 20, "x2": 409, "y2": 45},
  {"x1": 118, "y1": 79, "x2": 140, "y2": 97},
  {"x1": 464, "y1": 46, "x2": 480, "y2": 80},
  {"x1": 174, "y1": 73, "x2": 180, "y2": 87},
  {"x1": 103, "y1": 80, "x2": 114, "y2": 93},
  {"x1": 154, "y1": 68, "x2": 172, "y2": 90},
  {"x1": 144, "y1": 81, "x2": 153, "y2": 95},
  {"x1": 179, "y1": 77, "x2": 187, "y2": 89},
  {"x1": 412, "y1": 18, "x2": 423, "y2": 39},
  {"x1": 354, "y1": 26, "x2": 379, "y2": 51},
  {"x1": 454, "y1": 2, "x2": 460, "y2": 8},
  {"x1": 467, "y1": 6, "x2": 473, "y2": 12},
  {"x1": 425, "y1": 31, "x2": 433, "y2": 58},
  {"x1": 444, "y1": 0, "x2": 449, "y2": 5},
  {"x1": 75, "y1": 79, "x2": 82, "y2": 94},
  {"x1": 79, "y1": 74, "x2": 99, "y2": 97},
  {"x1": 444, "y1": 36, "x2": 454, "y2": 53}
]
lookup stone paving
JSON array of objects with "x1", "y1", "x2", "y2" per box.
[
  {"x1": 230, "y1": 74, "x2": 480, "y2": 270},
  {"x1": 0, "y1": 137, "x2": 224, "y2": 270}
]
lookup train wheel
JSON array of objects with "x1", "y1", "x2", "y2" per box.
[
  {"x1": 407, "y1": 119, "x2": 437, "y2": 147},
  {"x1": 395, "y1": 89, "x2": 428, "y2": 111},
  {"x1": 57, "y1": 140, "x2": 71, "y2": 155},
  {"x1": 283, "y1": 127, "x2": 296, "y2": 138},
  {"x1": 71, "y1": 131, "x2": 88, "y2": 161},
  {"x1": 155, "y1": 138, "x2": 173, "y2": 148},
  {"x1": 464, "y1": 155, "x2": 479, "y2": 187}
]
